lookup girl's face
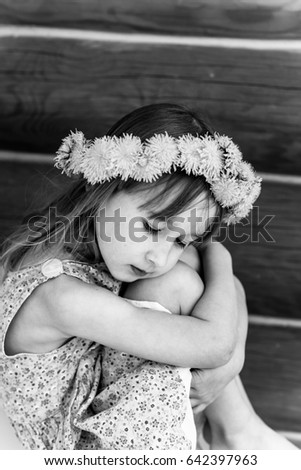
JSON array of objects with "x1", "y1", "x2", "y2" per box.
[{"x1": 96, "y1": 188, "x2": 215, "y2": 282}]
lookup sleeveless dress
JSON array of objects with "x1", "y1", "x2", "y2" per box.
[{"x1": 0, "y1": 258, "x2": 196, "y2": 450}]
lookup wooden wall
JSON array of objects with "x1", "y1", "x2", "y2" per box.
[{"x1": 0, "y1": 0, "x2": 300, "y2": 442}]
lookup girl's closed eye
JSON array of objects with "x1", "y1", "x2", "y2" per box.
[
  {"x1": 142, "y1": 219, "x2": 162, "y2": 235},
  {"x1": 143, "y1": 219, "x2": 188, "y2": 249}
]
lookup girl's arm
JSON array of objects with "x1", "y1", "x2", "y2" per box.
[
  {"x1": 191, "y1": 242, "x2": 238, "y2": 347},
  {"x1": 39, "y1": 242, "x2": 236, "y2": 369},
  {"x1": 190, "y1": 276, "x2": 247, "y2": 412},
  {"x1": 180, "y1": 242, "x2": 238, "y2": 346}
]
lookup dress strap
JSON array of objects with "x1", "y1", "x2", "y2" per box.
[
  {"x1": 2, "y1": 257, "x2": 121, "y2": 298},
  {"x1": 39, "y1": 258, "x2": 122, "y2": 295}
]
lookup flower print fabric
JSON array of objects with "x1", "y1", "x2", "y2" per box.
[
  {"x1": 0, "y1": 259, "x2": 195, "y2": 450},
  {"x1": 79, "y1": 299, "x2": 196, "y2": 450}
]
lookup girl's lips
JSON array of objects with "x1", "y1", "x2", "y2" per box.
[{"x1": 130, "y1": 265, "x2": 148, "y2": 276}]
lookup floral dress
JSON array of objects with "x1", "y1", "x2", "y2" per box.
[{"x1": 0, "y1": 258, "x2": 196, "y2": 450}]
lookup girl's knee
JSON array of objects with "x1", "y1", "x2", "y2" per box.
[
  {"x1": 123, "y1": 261, "x2": 204, "y2": 315},
  {"x1": 173, "y1": 261, "x2": 204, "y2": 314}
]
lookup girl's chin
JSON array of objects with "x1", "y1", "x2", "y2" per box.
[{"x1": 107, "y1": 265, "x2": 134, "y2": 283}]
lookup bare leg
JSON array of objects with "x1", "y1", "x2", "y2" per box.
[
  {"x1": 125, "y1": 265, "x2": 297, "y2": 450},
  {"x1": 205, "y1": 376, "x2": 297, "y2": 449},
  {"x1": 202, "y1": 276, "x2": 297, "y2": 449}
]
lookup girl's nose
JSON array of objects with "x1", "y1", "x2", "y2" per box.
[{"x1": 146, "y1": 242, "x2": 171, "y2": 268}]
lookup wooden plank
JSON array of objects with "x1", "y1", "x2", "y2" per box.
[
  {"x1": 241, "y1": 324, "x2": 301, "y2": 433},
  {"x1": 224, "y1": 180, "x2": 301, "y2": 320},
  {"x1": 0, "y1": 35, "x2": 301, "y2": 174},
  {"x1": 0, "y1": 161, "x2": 71, "y2": 242},
  {"x1": 0, "y1": 160, "x2": 300, "y2": 320},
  {"x1": 1, "y1": 0, "x2": 301, "y2": 39}
]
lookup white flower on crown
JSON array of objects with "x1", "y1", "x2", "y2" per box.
[
  {"x1": 223, "y1": 176, "x2": 262, "y2": 224},
  {"x1": 211, "y1": 176, "x2": 242, "y2": 208},
  {"x1": 224, "y1": 148, "x2": 243, "y2": 176},
  {"x1": 178, "y1": 134, "x2": 204, "y2": 174},
  {"x1": 145, "y1": 133, "x2": 179, "y2": 172},
  {"x1": 131, "y1": 133, "x2": 178, "y2": 182},
  {"x1": 55, "y1": 131, "x2": 86, "y2": 176},
  {"x1": 178, "y1": 134, "x2": 223, "y2": 181},
  {"x1": 216, "y1": 134, "x2": 233, "y2": 149},
  {"x1": 198, "y1": 135, "x2": 224, "y2": 181},
  {"x1": 215, "y1": 133, "x2": 243, "y2": 177},
  {"x1": 81, "y1": 136, "x2": 118, "y2": 184},
  {"x1": 111, "y1": 134, "x2": 143, "y2": 180},
  {"x1": 248, "y1": 177, "x2": 262, "y2": 206},
  {"x1": 54, "y1": 129, "x2": 262, "y2": 225},
  {"x1": 132, "y1": 147, "x2": 165, "y2": 182},
  {"x1": 238, "y1": 161, "x2": 256, "y2": 181},
  {"x1": 68, "y1": 131, "x2": 87, "y2": 175},
  {"x1": 225, "y1": 198, "x2": 253, "y2": 225},
  {"x1": 55, "y1": 136, "x2": 73, "y2": 176},
  {"x1": 237, "y1": 173, "x2": 262, "y2": 205}
]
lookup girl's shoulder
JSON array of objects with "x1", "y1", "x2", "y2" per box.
[{"x1": 1, "y1": 255, "x2": 121, "y2": 355}]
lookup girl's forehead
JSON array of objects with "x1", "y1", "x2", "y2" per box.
[
  {"x1": 138, "y1": 189, "x2": 213, "y2": 235},
  {"x1": 107, "y1": 186, "x2": 212, "y2": 220},
  {"x1": 170, "y1": 204, "x2": 214, "y2": 239},
  {"x1": 107, "y1": 190, "x2": 149, "y2": 211},
  {"x1": 103, "y1": 188, "x2": 215, "y2": 241},
  {"x1": 141, "y1": 182, "x2": 209, "y2": 211}
]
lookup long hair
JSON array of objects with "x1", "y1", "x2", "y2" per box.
[{"x1": 0, "y1": 103, "x2": 223, "y2": 277}]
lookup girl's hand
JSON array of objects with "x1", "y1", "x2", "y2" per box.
[
  {"x1": 190, "y1": 342, "x2": 245, "y2": 412},
  {"x1": 190, "y1": 275, "x2": 248, "y2": 412}
]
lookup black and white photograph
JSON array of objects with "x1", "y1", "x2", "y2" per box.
[{"x1": 0, "y1": 0, "x2": 300, "y2": 462}]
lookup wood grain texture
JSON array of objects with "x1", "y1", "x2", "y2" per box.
[
  {"x1": 0, "y1": 161, "x2": 71, "y2": 241},
  {"x1": 241, "y1": 324, "x2": 301, "y2": 432},
  {"x1": 0, "y1": 35, "x2": 301, "y2": 174},
  {"x1": 0, "y1": 160, "x2": 300, "y2": 320},
  {"x1": 1, "y1": 0, "x2": 301, "y2": 39},
  {"x1": 225, "y1": 180, "x2": 301, "y2": 320}
]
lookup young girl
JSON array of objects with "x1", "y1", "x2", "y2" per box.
[{"x1": 0, "y1": 104, "x2": 296, "y2": 450}]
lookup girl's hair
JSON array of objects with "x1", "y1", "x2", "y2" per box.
[{"x1": 0, "y1": 103, "x2": 223, "y2": 276}]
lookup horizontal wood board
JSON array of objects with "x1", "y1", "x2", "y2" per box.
[
  {"x1": 1, "y1": 0, "x2": 301, "y2": 39},
  {"x1": 225, "y1": 180, "x2": 301, "y2": 320},
  {"x1": 0, "y1": 162, "x2": 71, "y2": 237},
  {"x1": 0, "y1": 160, "x2": 300, "y2": 320},
  {"x1": 241, "y1": 324, "x2": 301, "y2": 432},
  {"x1": 0, "y1": 36, "x2": 301, "y2": 174}
]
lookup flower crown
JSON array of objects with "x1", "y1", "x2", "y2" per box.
[{"x1": 54, "y1": 130, "x2": 262, "y2": 224}]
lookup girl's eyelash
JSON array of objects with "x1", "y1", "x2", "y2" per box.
[
  {"x1": 143, "y1": 220, "x2": 160, "y2": 234},
  {"x1": 143, "y1": 220, "x2": 188, "y2": 248}
]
